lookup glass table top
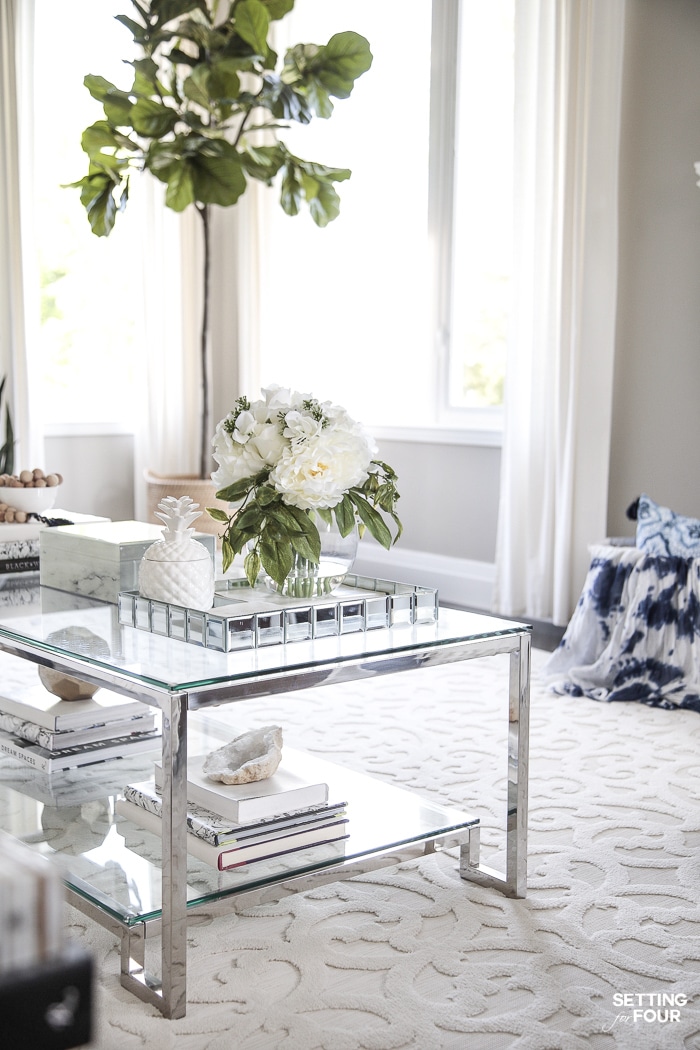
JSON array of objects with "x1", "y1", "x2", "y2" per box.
[{"x1": 0, "y1": 585, "x2": 530, "y2": 695}]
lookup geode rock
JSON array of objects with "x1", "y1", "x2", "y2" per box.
[
  {"x1": 38, "y1": 627, "x2": 112, "y2": 701},
  {"x1": 203, "y1": 725, "x2": 283, "y2": 784}
]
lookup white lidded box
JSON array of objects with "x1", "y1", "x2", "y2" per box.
[{"x1": 39, "y1": 520, "x2": 216, "y2": 604}]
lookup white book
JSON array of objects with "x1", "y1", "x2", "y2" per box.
[
  {"x1": 154, "y1": 749, "x2": 329, "y2": 824},
  {"x1": 123, "y1": 779, "x2": 347, "y2": 846},
  {"x1": 116, "y1": 798, "x2": 349, "y2": 871},
  {"x1": 0, "y1": 687, "x2": 148, "y2": 731},
  {"x1": 0, "y1": 727, "x2": 161, "y2": 773},
  {"x1": 0, "y1": 711, "x2": 157, "y2": 751}
]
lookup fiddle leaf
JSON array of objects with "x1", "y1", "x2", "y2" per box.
[
  {"x1": 70, "y1": 0, "x2": 372, "y2": 478},
  {"x1": 234, "y1": 0, "x2": 270, "y2": 56}
]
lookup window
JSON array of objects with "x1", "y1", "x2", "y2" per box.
[
  {"x1": 448, "y1": 0, "x2": 513, "y2": 418},
  {"x1": 29, "y1": 1, "x2": 514, "y2": 439},
  {"x1": 250, "y1": 0, "x2": 514, "y2": 438},
  {"x1": 32, "y1": 0, "x2": 143, "y2": 432}
]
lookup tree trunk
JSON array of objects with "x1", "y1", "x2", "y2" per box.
[{"x1": 198, "y1": 204, "x2": 211, "y2": 480}]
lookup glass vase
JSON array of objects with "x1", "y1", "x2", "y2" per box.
[{"x1": 264, "y1": 516, "x2": 358, "y2": 598}]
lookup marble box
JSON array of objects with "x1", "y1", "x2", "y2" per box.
[{"x1": 39, "y1": 520, "x2": 216, "y2": 604}]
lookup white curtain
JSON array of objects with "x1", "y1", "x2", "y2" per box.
[
  {"x1": 132, "y1": 183, "x2": 202, "y2": 520},
  {"x1": 0, "y1": 0, "x2": 42, "y2": 471},
  {"x1": 493, "y1": 0, "x2": 626, "y2": 626},
  {"x1": 2, "y1": 1, "x2": 201, "y2": 521}
]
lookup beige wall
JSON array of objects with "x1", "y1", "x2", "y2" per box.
[{"x1": 608, "y1": 0, "x2": 700, "y2": 535}]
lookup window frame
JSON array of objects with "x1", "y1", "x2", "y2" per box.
[{"x1": 424, "y1": 0, "x2": 506, "y2": 446}]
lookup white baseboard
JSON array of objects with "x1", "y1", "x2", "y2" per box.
[{"x1": 353, "y1": 542, "x2": 495, "y2": 611}]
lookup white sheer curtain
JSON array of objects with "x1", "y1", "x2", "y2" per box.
[
  {"x1": 493, "y1": 0, "x2": 626, "y2": 626},
  {"x1": 132, "y1": 184, "x2": 202, "y2": 520},
  {"x1": 0, "y1": 0, "x2": 42, "y2": 470}
]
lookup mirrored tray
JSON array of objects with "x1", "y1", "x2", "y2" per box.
[{"x1": 117, "y1": 574, "x2": 439, "y2": 652}]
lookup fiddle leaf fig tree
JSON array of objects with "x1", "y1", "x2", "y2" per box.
[{"x1": 69, "y1": 0, "x2": 372, "y2": 477}]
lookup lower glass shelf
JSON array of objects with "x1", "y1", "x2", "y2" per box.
[{"x1": 0, "y1": 717, "x2": 478, "y2": 928}]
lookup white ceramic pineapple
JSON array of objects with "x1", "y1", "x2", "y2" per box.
[{"x1": 139, "y1": 496, "x2": 215, "y2": 611}]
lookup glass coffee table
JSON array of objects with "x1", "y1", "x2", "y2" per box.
[{"x1": 0, "y1": 584, "x2": 531, "y2": 1019}]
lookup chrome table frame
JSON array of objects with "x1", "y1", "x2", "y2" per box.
[{"x1": 0, "y1": 619, "x2": 530, "y2": 1020}]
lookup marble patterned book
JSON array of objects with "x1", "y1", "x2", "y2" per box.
[
  {"x1": 123, "y1": 778, "x2": 347, "y2": 846},
  {"x1": 0, "y1": 711, "x2": 157, "y2": 752},
  {"x1": 116, "y1": 798, "x2": 349, "y2": 871}
]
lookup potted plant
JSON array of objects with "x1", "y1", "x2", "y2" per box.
[
  {"x1": 69, "y1": 0, "x2": 372, "y2": 503},
  {"x1": 0, "y1": 376, "x2": 14, "y2": 476}
]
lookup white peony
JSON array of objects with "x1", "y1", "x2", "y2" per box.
[
  {"x1": 211, "y1": 387, "x2": 380, "y2": 510},
  {"x1": 270, "y1": 421, "x2": 377, "y2": 510},
  {"x1": 211, "y1": 398, "x2": 288, "y2": 490}
]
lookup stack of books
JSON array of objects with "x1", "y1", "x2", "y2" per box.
[
  {"x1": 0, "y1": 538, "x2": 40, "y2": 575},
  {"x1": 117, "y1": 747, "x2": 349, "y2": 871},
  {"x1": 0, "y1": 689, "x2": 160, "y2": 773}
]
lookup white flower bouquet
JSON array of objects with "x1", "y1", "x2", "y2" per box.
[{"x1": 208, "y1": 386, "x2": 402, "y2": 589}]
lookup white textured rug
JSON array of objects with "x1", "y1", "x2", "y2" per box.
[{"x1": 65, "y1": 648, "x2": 700, "y2": 1050}]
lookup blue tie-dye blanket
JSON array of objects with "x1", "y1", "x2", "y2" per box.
[{"x1": 544, "y1": 544, "x2": 700, "y2": 711}]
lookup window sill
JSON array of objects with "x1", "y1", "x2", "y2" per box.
[
  {"x1": 43, "y1": 422, "x2": 137, "y2": 439},
  {"x1": 369, "y1": 425, "x2": 502, "y2": 448}
]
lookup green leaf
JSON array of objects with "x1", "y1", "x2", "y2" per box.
[
  {"x1": 114, "y1": 14, "x2": 148, "y2": 43},
  {"x1": 333, "y1": 495, "x2": 355, "y2": 537},
  {"x1": 260, "y1": 0, "x2": 295, "y2": 20},
  {"x1": 314, "y1": 32, "x2": 373, "y2": 100},
  {"x1": 255, "y1": 485, "x2": 279, "y2": 506},
  {"x1": 221, "y1": 537, "x2": 235, "y2": 574},
  {"x1": 281, "y1": 157, "x2": 350, "y2": 225},
  {"x1": 207, "y1": 60, "x2": 242, "y2": 102},
  {"x1": 183, "y1": 66, "x2": 213, "y2": 109},
  {"x1": 303, "y1": 79, "x2": 333, "y2": 120},
  {"x1": 131, "y1": 98, "x2": 178, "y2": 137},
  {"x1": 191, "y1": 149, "x2": 247, "y2": 206},
  {"x1": 86, "y1": 187, "x2": 120, "y2": 237},
  {"x1": 285, "y1": 506, "x2": 321, "y2": 558},
  {"x1": 76, "y1": 173, "x2": 126, "y2": 236},
  {"x1": 303, "y1": 176, "x2": 341, "y2": 227},
  {"x1": 84, "y1": 75, "x2": 135, "y2": 126},
  {"x1": 167, "y1": 47, "x2": 199, "y2": 68},
  {"x1": 131, "y1": 57, "x2": 164, "y2": 96},
  {"x1": 316, "y1": 506, "x2": 332, "y2": 527},
  {"x1": 259, "y1": 533, "x2": 294, "y2": 587},
  {"x1": 207, "y1": 507, "x2": 230, "y2": 522},
  {"x1": 0, "y1": 397, "x2": 14, "y2": 476},
  {"x1": 280, "y1": 164, "x2": 302, "y2": 217},
  {"x1": 266, "y1": 503, "x2": 306, "y2": 534},
  {"x1": 235, "y1": 505, "x2": 264, "y2": 531},
  {"x1": 239, "y1": 143, "x2": 286, "y2": 183},
  {"x1": 152, "y1": 0, "x2": 209, "y2": 27},
  {"x1": 164, "y1": 160, "x2": 195, "y2": 211},
  {"x1": 263, "y1": 77, "x2": 313, "y2": 124},
  {"x1": 215, "y1": 476, "x2": 258, "y2": 502},
  {"x1": 81, "y1": 121, "x2": 137, "y2": 156},
  {"x1": 349, "y1": 493, "x2": 393, "y2": 549},
  {"x1": 234, "y1": 0, "x2": 270, "y2": 55},
  {"x1": 83, "y1": 74, "x2": 120, "y2": 103},
  {"x1": 289, "y1": 530, "x2": 319, "y2": 564}
]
